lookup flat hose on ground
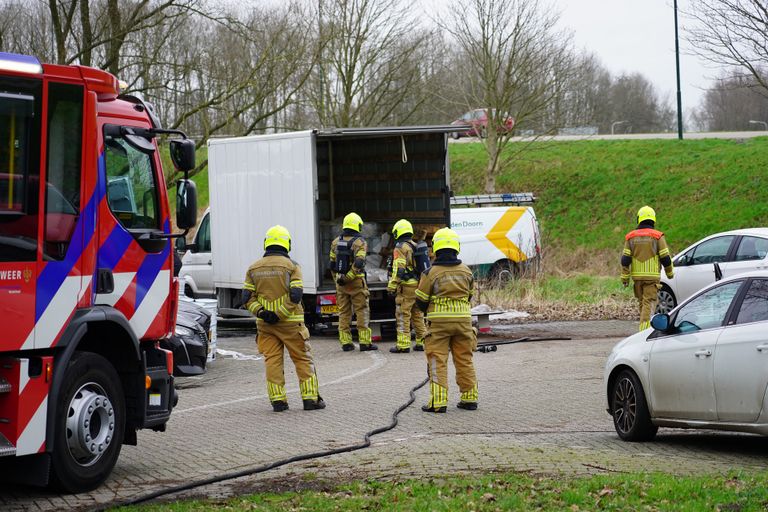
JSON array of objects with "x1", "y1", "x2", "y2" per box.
[{"x1": 98, "y1": 376, "x2": 430, "y2": 510}]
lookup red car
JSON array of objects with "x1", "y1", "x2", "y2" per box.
[{"x1": 450, "y1": 108, "x2": 515, "y2": 139}]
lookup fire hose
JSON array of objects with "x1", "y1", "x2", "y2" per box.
[{"x1": 476, "y1": 336, "x2": 572, "y2": 352}]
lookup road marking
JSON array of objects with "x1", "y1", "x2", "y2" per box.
[{"x1": 175, "y1": 351, "x2": 386, "y2": 414}]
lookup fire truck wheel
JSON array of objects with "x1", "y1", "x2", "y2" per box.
[{"x1": 50, "y1": 352, "x2": 126, "y2": 493}]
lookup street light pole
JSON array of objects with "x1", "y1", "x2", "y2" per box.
[{"x1": 674, "y1": 0, "x2": 684, "y2": 140}]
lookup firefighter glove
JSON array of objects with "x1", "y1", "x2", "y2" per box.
[
  {"x1": 257, "y1": 309, "x2": 279, "y2": 324},
  {"x1": 336, "y1": 275, "x2": 346, "y2": 286},
  {"x1": 387, "y1": 289, "x2": 396, "y2": 298}
]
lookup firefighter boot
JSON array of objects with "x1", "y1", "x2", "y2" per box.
[
  {"x1": 390, "y1": 346, "x2": 410, "y2": 353},
  {"x1": 360, "y1": 343, "x2": 379, "y2": 351},
  {"x1": 413, "y1": 339, "x2": 424, "y2": 351},
  {"x1": 342, "y1": 343, "x2": 355, "y2": 352},
  {"x1": 303, "y1": 396, "x2": 327, "y2": 410},
  {"x1": 457, "y1": 385, "x2": 478, "y2": 410},
  {"x1": 272, "y1": 401, "x2": 289, "y2": 412},
  {"x1": 391, "y1": 332, "x2": 411, "y2": 353},
  {"x1": 423, "y1": 381, "x2": 448, "y2": 413}
]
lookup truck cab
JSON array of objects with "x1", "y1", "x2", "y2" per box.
[{"x1": 0, "y1": 52, "x2": 196, "y2": 492}]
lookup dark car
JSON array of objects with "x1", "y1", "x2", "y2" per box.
[
  {"x1": 162, "y1": 306, "x2": 210, "y2": 377},
  {"x1": 450, "y1": 108, "x2": 515, "y2": 139}
]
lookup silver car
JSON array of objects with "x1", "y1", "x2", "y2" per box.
[
  {"x1": 657, "y1": 228, "x2": 768, "y2": 314},
  {"x1": 606, "y1": 271, "x2": 768, "y2": 440}
]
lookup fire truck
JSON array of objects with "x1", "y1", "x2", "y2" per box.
[{"x1": 0, "y1": 52, "x2": 197, "y2": 491}]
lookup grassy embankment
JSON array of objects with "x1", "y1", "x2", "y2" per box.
[
  {"x1": 451, "y1": 137, "x2": 768, "y2": 317},
  {"x1": 175, "y1": 138, "x2": 768, "y2": 316},
  {"x1": 124, "y1": 471, "x2": 768, "y2": 511}
]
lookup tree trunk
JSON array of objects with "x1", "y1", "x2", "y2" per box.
[
  {"x1": 80, "y1": 0, "x2": 93, "y2": 67},
  {"x1": 48, "y1": 0, "x2": 67, "y2": 64},
  {"x1": 106, "y1": 0, "x2": 123, "y2": 75}
]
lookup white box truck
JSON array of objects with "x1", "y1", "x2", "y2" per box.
[
  {"x1": 450, "y1": 193, "x2": 541, "y2": 280},
  {"x1": 207, "y1": 127, "x2": 456, "y2": 334}
]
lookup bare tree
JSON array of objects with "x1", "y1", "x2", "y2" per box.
[
  {"x1": 442, "y1": 0, "x2": 574, "y2": 193},
  {"x1": 694, "y1": 71, "x2": 768, "y2": 130},
  {"x1": 307, "y1": 0, "x2": 433, "y2": 127},
  {"x1": 686, "y1": 0, "x2": 768, "y2": 92}
]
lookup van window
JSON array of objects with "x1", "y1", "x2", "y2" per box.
[
  {"x1": 0, "y1": 78, "x2": 42, "y2": 262},
  {"x1": 196, "y1": 213, "x2": 210, "y2": 252}
]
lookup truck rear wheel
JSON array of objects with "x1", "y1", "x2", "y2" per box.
[{"x1": 50, "y1": 352, "x2": 125, "y2": 493}]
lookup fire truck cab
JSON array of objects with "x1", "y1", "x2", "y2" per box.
[{"x1": 0, "y1": 52, "x2": 197, "y2": 492}]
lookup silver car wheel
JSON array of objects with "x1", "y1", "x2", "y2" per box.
[
  {"x1": 613, "y1": 376, "x2": 637, "y2": 436},
  {"x1": 656, "y1": 288, "x2": 676, "y2": 314}
]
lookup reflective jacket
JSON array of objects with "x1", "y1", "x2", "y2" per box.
[
  {"x1": 388, "y1": 239, "x2": 419, "y2": 291},
  {"x1": 244, "y1": 252, "x2": 305, "y2": 325},
  {"x1": 621, "y1": 228, "x2": 674, "y2": 282},
  {"x1": 415, "y1": 259, "x2": 474, "y2": 322},
  {"x1": 330, "y1": 234, "x2": 367, "y2": 283}
]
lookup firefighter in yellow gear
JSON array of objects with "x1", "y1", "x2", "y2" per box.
[
  {"x1": 244, "y1": 225, "x2": 325, "y2": 412},
  {"x1": 415, "y1": 227, "x2": 478, "y2": 413},
  {"x1": 329, "y1": 212, "x2": 377, "y2": 352},
  {"x1": 621, "y1": 206, "x2": 674, "y2": 331},
  {"x1": 387, "y1": 219, "x2": 427, "y2": 353}
]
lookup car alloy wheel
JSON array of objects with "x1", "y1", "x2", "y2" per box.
[
  {"x1": 613, "y1": 375, "x2": 636, "y2": 436},
  {"x1": 610, "y1": 369, "x2": 657, "y2": 441},
  {"x1": 656, "y1": 287, "x2": 676, "y2": 314}
]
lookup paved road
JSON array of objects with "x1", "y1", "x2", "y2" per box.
[
  {"x1": 3, "y1": 320, "x2": 768, "y2": 510},
  {"x1": 450, "y1": 131, "x2": 768, "y2": 143}
]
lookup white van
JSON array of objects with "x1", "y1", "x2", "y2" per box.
[
  {"x1": 178, "y1": 207, "x2": 214, "y2": 298},
  {"x1": 450, "y1": 194, "x2": 541, "y2": 279}
]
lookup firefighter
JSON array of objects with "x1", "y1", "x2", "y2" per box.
[
  {"x1": 244, "y1": 225, "x2": 325, "y2": 412},
  {"x1": 387, "y1": 219, "x2": 427, "y2": 353},
  {"x1": 621, "y1": 206, "x2": 674, "y2": 331},
  {"x1": 329, "y1": 212, "x2": 377, "y2": 352},
  {"x1": 415, "y1": 227, "x2": 478, "y2": 413}
]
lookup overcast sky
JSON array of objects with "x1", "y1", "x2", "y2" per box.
[{"x1": 552, "y1": 0, "x2": 713, "y2": 111}]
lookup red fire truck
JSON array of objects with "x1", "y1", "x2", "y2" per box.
[{"x1": 0, "y1": 52, "x2": 197, "y2": 491}]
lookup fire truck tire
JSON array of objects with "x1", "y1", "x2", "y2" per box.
[{"x1": 50, "y1": 352, "x2": 126, "y2": 493}]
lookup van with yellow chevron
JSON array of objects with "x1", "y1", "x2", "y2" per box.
[{"x1": 449, "y1": 193, "x2": 541, "y2": 280}]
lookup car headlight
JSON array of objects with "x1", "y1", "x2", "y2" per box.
[{"x1": 175, "y1": 325, "x2": 194, "y2": 337}]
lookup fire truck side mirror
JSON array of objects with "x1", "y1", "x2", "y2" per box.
[
  {"x1": 170, "y1": 139, "x2": 196, "y2": 172},
  {"x1": 176, "y1": 179, "x2": 197, "y2": 230}
]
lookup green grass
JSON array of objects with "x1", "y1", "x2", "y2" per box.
[
  {"x1": 476, "y1": 274, "x2": 634, "y2": 320},
  {"x1": 169, "y1": 137, "x2": 768, "y2": 272},
  {"x1": 124, "y1": 471, "x2": 768, "y2": 511},
  {"x1": 160, "y1": 144, "x2": 209, "y2": 217},
  {"x1": 451, "y1": 138, "x2": 768, "y2": 259}
]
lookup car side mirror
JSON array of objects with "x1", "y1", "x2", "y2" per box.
[
  {"x1": 174, "y1": 236, "x2": 187, "y2": 253},
  {"x1": 714, "y1": 262, "x2": 723, "y2": 281},
  {"x1": 176, "y1": 179, "x2": 197, "y2": 230},
  {"x1": 170, "y1": 138, "x2": 196, "y2": 172},
  {"x1": 650, "y1": 313, "x2": 670, "y2": 332},
  {"x1": 187, "y1": 242, "x2": 199, "y2": 253}
]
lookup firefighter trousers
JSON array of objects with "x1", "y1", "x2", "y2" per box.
[
  {"x1": 395, "y1": 285, "x2": 427, "y2": 349},
  {"x1": 633, "y1": 280, "x2": 660, "y2": 331},
  {"x1": 256, "y1": 323, "x2": 319, "y2": 403},
  {"x1": 424, "y1": 319, "x2": 478, "y2": 408},
  {"x1": 336, "y1": 281, "x2": 372, "y2": 345}
]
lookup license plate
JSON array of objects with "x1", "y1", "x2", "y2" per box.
[
  {"x1": 320, "y1": 305, "x2": 338, "y2": 314},
  {"x1": 149, "y1": 393, "x2": 161, "y2": 406}
]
